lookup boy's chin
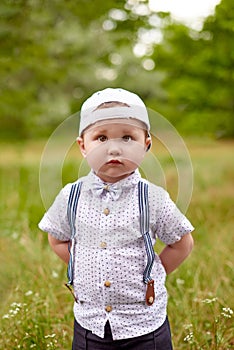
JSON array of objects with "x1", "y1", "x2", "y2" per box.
[{"x1": 96, "y1": 170, "x2": 134, "y2": 183}]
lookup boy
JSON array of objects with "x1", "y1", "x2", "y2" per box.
[{"x1": 39, "y1": 88, "x2": 194, "y2": 349}]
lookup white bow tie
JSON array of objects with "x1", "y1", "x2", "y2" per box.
[{"x1": 92, "y1": 182, "x2": 122, "y2": 201}]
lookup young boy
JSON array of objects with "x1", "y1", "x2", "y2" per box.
[{"x1": 39, "y1": 88, "x2": 194, "y2": 349}]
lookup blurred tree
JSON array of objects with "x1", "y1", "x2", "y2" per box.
[
  {"x1": 0, "y1": 0, "x2": 159, "y2": 139},
  {"x1": 0, "y1": 0, "x2": 233, "y2": 139},
  {"x1": 152, "y1": 0, "x2": 234, "y2": 137},
  {"x1": 0, "y1": 0, "x2": 117, "y2": 138}
]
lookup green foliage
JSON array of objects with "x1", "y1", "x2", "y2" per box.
[
  {"x1": 0, "y1": 0, "x2": 233, "y2": 139},
  {"x1": 152, "y1": 0, "x2": 234, "y2": 137},
  {"x1": 0, "y1": 0, "x2": 148, "y2": 138}
]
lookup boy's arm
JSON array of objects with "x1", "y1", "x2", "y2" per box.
[
  {"x1": 48, "y1": 234, "x2": 70, "y2": 264},
  {"x1": 159, "y1": 233, "x2": 194, "y2": 275}
]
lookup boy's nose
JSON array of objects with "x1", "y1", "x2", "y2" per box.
[{"x1": 107, "y1": 139, "x2": 122, "y2": 155}]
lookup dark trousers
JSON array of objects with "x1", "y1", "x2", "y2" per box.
[{"x1": 72, "y1": 317, "x2": 173, "y2": 350}]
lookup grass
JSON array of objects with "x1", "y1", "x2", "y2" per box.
[{"x1": 0, "y1": 137, "x2": 233, "y2": 349}]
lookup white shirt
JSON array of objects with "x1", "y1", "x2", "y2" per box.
[{"x1": 39, "y1": 170, "x2": 194, "y2": 340}]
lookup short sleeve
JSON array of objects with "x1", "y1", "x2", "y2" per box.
[
  {"x1": 38, "y1": 184, "x2": 72, "y2": 241},
  {"x1": 149, "y1": 184, "x2": 194, "y2": 245}
]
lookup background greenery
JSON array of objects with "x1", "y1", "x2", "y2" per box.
[{"x1": 0, "y1": 0, "x2": 233, "y2": 139}]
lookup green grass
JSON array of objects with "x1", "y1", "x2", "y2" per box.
[{"x1": 0, "y1": 138, "x2": 233, "y2": 349}]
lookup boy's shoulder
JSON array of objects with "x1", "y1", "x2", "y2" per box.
[
  {"x1": 144, "y1": 179, "x2": 168, "y2": 193},
  {"x1": 144, "y1": 180, "x2": 170, "y2": 205},
  {"x1": 61, "y1": 175, "x2": 87, "y2": 195}
]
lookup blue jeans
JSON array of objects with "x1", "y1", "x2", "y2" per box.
[{"x1": 72, "y1": 317, "x2": 173, "y2": 350}]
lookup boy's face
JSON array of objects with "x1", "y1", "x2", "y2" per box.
[{"x1": 77, "y1": 118, "x2": 151, "y2": 183}]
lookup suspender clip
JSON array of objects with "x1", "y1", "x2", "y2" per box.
[{"x1": 146, "y1": 279, "x2": 155, "y2": 306}]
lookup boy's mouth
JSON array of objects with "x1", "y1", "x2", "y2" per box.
[{"x1": 107, "y1": 159, "x2": 122, "y2": 164}]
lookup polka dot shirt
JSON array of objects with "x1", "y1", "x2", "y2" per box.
[{"x1": 39, "y1": 170, "x2": 194, "y2": 340}]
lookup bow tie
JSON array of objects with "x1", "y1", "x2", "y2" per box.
[{"x1": 92, "y1": 182, "x2": 122, "y2": 201}]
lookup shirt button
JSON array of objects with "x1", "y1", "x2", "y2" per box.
[
  {"x1": 103, "y1": 208, "x2": 110, "y2": 216},
  {"x1": 105, "y1": 305, "x2": 112, "y2": 312},
  {"x1": 104, "y1": 280, "x2": 111, "y2": 287},
  {"x1": 100, "y1": 241, "x2": 107, "y2": 249}
]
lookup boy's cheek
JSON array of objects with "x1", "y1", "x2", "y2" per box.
[
  {"x1": 124, "y1": 144, "x2": 146, "y2": 165},
  {"x1": 85, "y1": 148, "x2": 106, "y2": 171}
]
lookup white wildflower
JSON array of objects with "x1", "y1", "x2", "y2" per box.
[
  {"x1": 176, "y1": 278, "x2": 185, "y2": 285},
  {"x1": 25, "y1": 290, "x2": 33, "y2": 296},
  {"x1": 52, "y1": 270, "x2": 59, "y2": 278},
  {"x1": 2, "y1": 314, "x2": 10, "y2": 319},
  {"x1": 183, "y1": 323, "x2": 193, "y2": 330},
  {"x1": 184, "y1": 331, "x2": 194, "y2": 344},
  {"x1": 12, "y1": 232, "x2": 19, "y2": 239},
  {"x1": 45, "y1": 334, "x2": 56, "y2": 339},
  {"x1": 202, "y1": 297, "x2": 218, "y2": 304},
  {"x1": 221, "y1": 307, "x2": 233, "y2": 318}
]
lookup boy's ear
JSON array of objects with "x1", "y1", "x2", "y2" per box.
[
  {"x1": 145, "y1": 134, "x2": 152, "y2": 152},
  {"x1": 76, "y1": 137, "x2": 86, "y2": 157}
]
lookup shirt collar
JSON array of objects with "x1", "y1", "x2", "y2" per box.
[{"x1": 81, "y1": 169, "x2": 142, "y2": 193}]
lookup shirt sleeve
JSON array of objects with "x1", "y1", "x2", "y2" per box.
[
  {"x1": 38, "y1": 184, "x2": 72, "y2": 241},
  {"x1": 150, "y1": 184, "x2": 194, "y2": 245}
]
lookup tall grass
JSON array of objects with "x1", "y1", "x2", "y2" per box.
[{"x1": 0, "y1": 138, "x2": 233, "y2": 349}]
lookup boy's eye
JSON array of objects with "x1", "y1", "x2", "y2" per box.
[
  {"x1": 122, "y1": 135, "x2": 132, "y2": 142},
  {"x1": 97, "y1": 135, "x2": 107, "y2": 142}
]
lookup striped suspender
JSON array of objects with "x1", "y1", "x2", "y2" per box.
[
  {"x1": 65, "y1": 182, "x2": 82, "y2": 302},
  {"x1": 138, "y1": 181, "x2": 155, "y2": 306},
  {"x1": 66, "y1": 180, "x2": 155, "y2": 306}
]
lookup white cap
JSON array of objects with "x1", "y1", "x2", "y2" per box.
[{"x1": 79, "y1": 88, "x2": 150, "y2": 135}]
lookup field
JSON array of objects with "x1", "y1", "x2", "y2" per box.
[{"x1": 0, "y1": 137, "x2": 233, "y2": 349}]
